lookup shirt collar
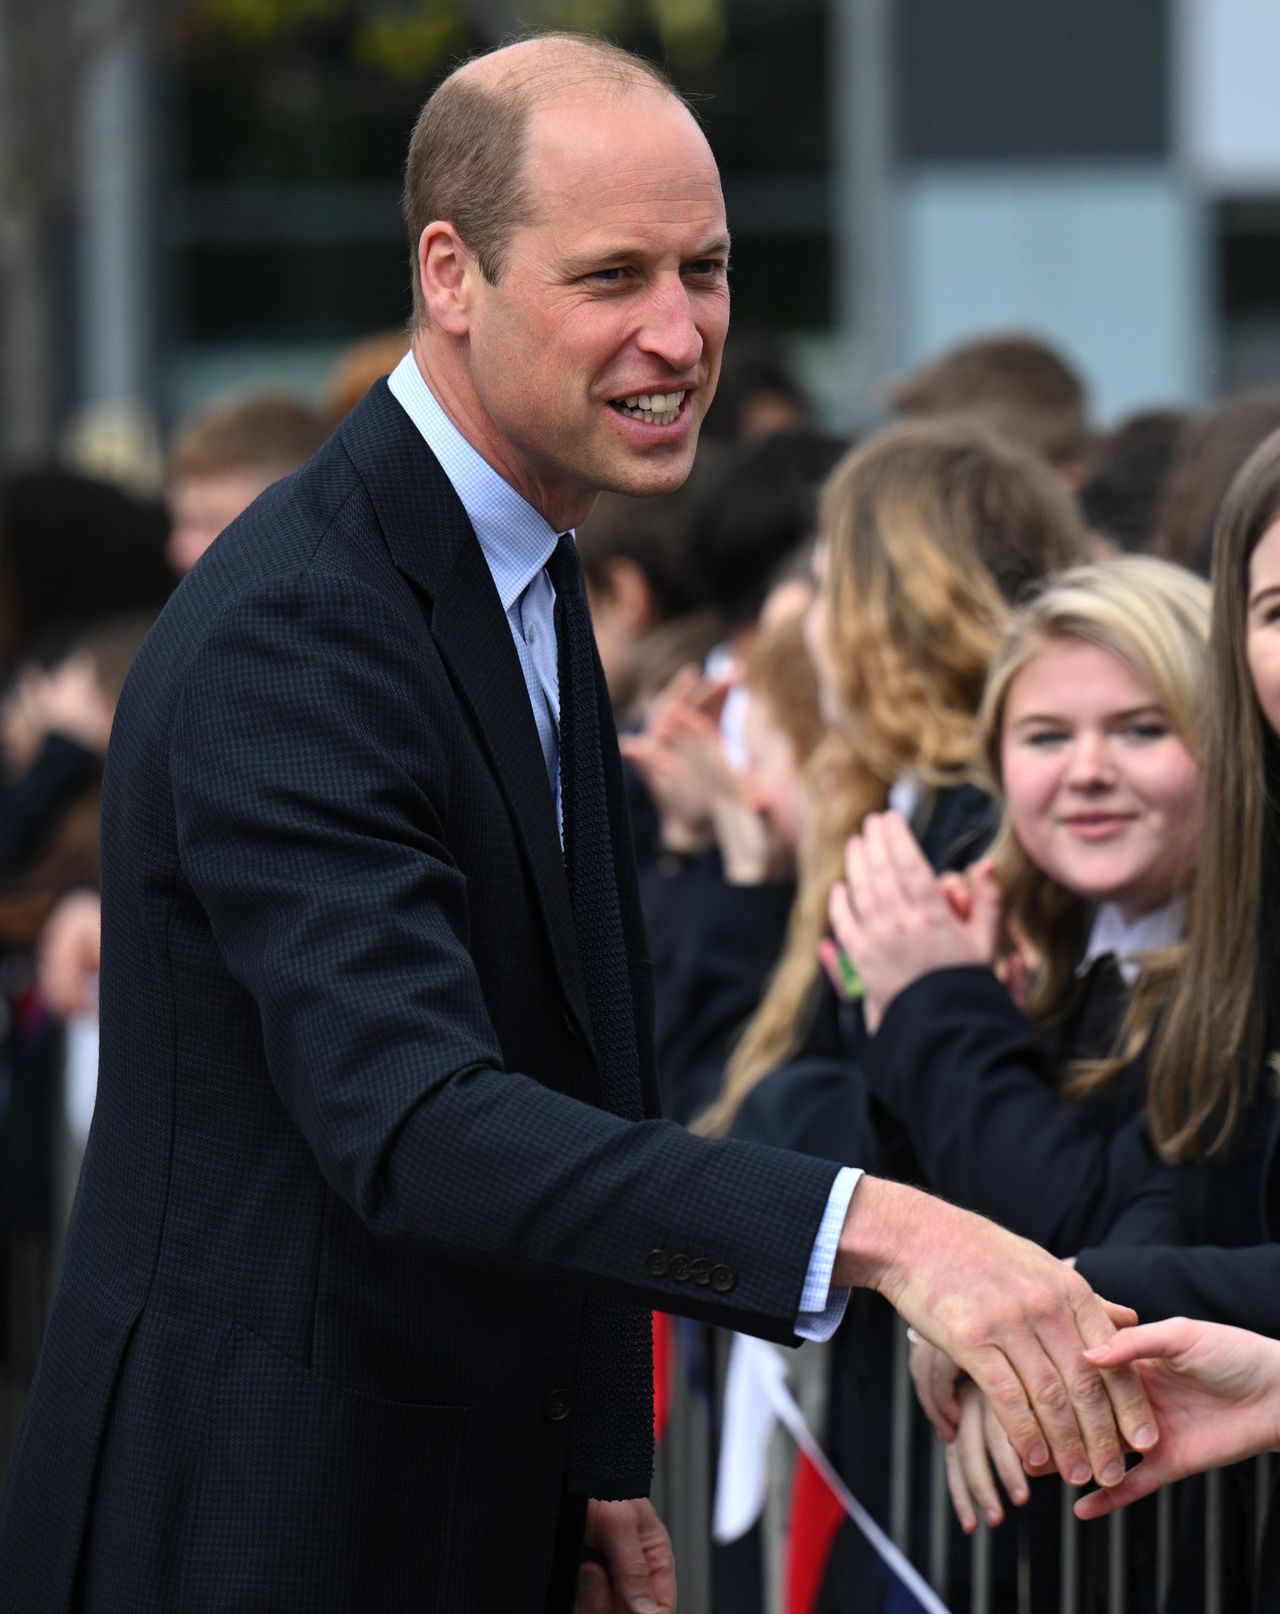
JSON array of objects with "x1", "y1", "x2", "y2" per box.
[
  {"x1": 387, "y1": 350, "x2": 562, "y2": 610},
  {"x1": 1077, "y1": 896, "x2": 1186, "y2": 984}
]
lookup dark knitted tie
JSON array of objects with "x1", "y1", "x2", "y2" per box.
[
  {"x1": 550, "y1": 532, "x2": 653, "y2": 1500},
  {"x1": 550, "y1": 533, "x2": 644, "y2": 1123}
]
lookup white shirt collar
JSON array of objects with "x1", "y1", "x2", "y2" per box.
[
  {"x1": 387, "y1": 350, "x2": 562, "y2": 609},
  {"x1": 1076, "y1": 897, "x2": 1186, "y2": 984}
]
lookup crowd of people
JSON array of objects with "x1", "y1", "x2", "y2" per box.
[
  {"x1": 3, "y1": 30, "x2": 1280, "y2": 1613},
  {"x1": 589, "y1": 330, "x2": 1280, "y2": 1609}
]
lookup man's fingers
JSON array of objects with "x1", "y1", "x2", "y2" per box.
[
  {"x1": 1070, "y1": 1292, "x2": 1159, "y2": 1456},
  {"x1": 1099, "y1": 1297, "x2": 1139, "y2": 1332},
  {"x1": 1014, "y1": 1301, "x2": 1133, "y2": 1486},
  {"x1": 961, "y1": 1344, "x2": 1061, "y2": 1479},
  {"x1": 575, "y1": 1561, "x2": 614, "y2": 1614},
  {"x1": 582, "y1": 1499, "x2": 674, "y2": 1614}
]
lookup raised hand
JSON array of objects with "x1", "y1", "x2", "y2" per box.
[
  {"x1": 1073, "y1": 1318, "x2": 1280, "y2": 1522},
  {"x1": 828, "y1": 812, "x2": 1001, "y2": 1031}
]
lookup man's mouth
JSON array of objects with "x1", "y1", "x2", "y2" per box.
[{"x1": 609, "y1": 390, "x2": 687, "y2": 426}]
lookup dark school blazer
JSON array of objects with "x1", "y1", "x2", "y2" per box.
[{"x1": 0, "y1": 381, "x2": 841, "y2": 1614}]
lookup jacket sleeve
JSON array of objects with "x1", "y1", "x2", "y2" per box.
[
  {"x1": 861, "y1": 966, "x2": 1159, "y2": 1255},
  {"x1": 169, "y1": 569, "x2": 843, "y2": 1342},
  {"x1": 1074, "y1": 1242, "x2": 1280, "y2": 1335}
]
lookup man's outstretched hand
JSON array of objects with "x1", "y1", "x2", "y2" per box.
[
  {"x1": 835, "y1": 1177, "x2": 1157, "y2": 1489},
  {"x1": 1073, "y1": 1318, "x2": 1280, "y2": 1521}
]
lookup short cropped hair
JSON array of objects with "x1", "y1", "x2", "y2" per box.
[
  {"x1": 402, "y1": 34, "x2": 680, "y2": 326},
  {"x1": 169, "y1": 395, "x2": 328, "y2": 483},
  {"x1": 886, "y1": 331, "x2": 1089, "y2": 468}
]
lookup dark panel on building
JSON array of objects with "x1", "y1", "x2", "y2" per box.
[{"x1": 896, "y1": 0, "x2": 1169, "y2": 162}]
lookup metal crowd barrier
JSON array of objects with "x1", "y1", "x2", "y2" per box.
[{"x1": 654, "y1": 1320, "x2": 1267, "y2": 1613}]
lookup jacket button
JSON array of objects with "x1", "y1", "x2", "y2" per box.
[
  {"x1": 710, "y1": 1264, "x2": 736, "y2": 1293},
  {"x1": 645, "y1": 1248, "x2": 671, "y2": 1277},
  {"x1": 689, "y1": 1257, "x2": 712, "y2": 1286},
  {"x1": 670, "y1": 1255, "x2": 691, "y2": 1282},
  {"x1": 543, "y1": 1389, "x2": 572, "y2": 1422}
]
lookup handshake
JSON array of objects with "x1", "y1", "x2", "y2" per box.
[{"x1": 841, "y1": 1176, "x2": 1280, "y2": 1525}]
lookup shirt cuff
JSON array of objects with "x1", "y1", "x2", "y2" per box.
[{"x1": 795, "y1": 1166, "x2": 861, "y2": 1342}]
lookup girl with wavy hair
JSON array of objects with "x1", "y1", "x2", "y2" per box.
[{"x1": 697, "y1": 415, "x2": 1085, "y2": 1140}]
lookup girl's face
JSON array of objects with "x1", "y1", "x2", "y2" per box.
[
  {"x1": 1001, "y1": 639, "x2": 1201, "y2": 920},
  {"x1": 1246, "y1": 518, "x2": 1280, "y2": 737},
  {"x1": 741, "y1": 695, "x2": 808, "y2": 855}
]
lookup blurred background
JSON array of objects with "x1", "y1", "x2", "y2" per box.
[{"x1": 6, "y1": 0, "x2": 1280, "y2": 473}]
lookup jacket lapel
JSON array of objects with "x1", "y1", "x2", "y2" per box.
[{"x1": 337, "y1": 382, "x2": 593, "y2": 1046}]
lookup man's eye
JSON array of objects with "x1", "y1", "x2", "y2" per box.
[
  {"x1": 685, "y1": 259, "x2": 727, "y2": 278},
  {"x1": 585, "y1": 267, "x2": 627, "y2": 284}
]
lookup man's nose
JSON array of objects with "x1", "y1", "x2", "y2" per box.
[{"x1": 637, "y1": 277, "x2": 703, "y2": 371}]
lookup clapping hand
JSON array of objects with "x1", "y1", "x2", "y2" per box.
[{"x1": 827, "y1": 812, "x2": 1001, "y2": 1030}]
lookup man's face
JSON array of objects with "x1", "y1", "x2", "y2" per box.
[{"x1": 453, "y1": 87, "x2": 730, "y2": 529}]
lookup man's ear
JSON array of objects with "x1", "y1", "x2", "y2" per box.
[{"x1": 418, "y1": 221, "x2": 474, "y2": 336}]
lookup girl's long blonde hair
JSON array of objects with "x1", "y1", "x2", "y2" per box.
[
  {"x1": 976, "y1": 557, "x2": 1210, "y2": 1091},
  {"x1": 1147, "y1": 428, "x2": 1280, "y2": 1159},
  {"x1": 697, "y1": 418, "x2": 1087, "y2": 1136}
]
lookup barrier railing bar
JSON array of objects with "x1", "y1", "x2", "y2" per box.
[
  {"x1": 927, "y1": 1428, "x2": 950, "y2": 1593},
  {"x1": 1156, "y1": 1483, "x2": 1173, "y2": 1610},
  {"x1": 1108, "y1": 1506, "x2": 1128, "y2": 1614},
  {"x1": 1059, "y1": 1478, "x2": 1080, "y2": 1614},
  {"x1": 972, "y1": 1516, "x2": 992, "y2": 1614},
  {"x1": 1205, "y1": 1467, "x2": 1224, "y2": 1614},
  {"x1": 889, "y1": 1325, "x2": 912, "y2": 1552}
]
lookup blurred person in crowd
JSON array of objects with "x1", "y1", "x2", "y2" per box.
[
  {"x1": 165, "y1": 393, "x2": 328, "y2": 575},
  {"x1": 699, "y1": 330, "x2": 810, "y2": 444},
  {"x1": 886, "y1": 329, "x2": 1091, "y2": 487},
  {"x1": 0, "y1": 36, "x2": 1156, "y2": 1614},
  {"x1": 1079, "y1": 408, "x2": 1188, "y2": 557},
  {"x1": 913, "y1": 427, "x2": 1280, "y2": 1612},
  {"x1": 574, "y1": 457, "x2": 723, "y2": 720},
  {"x1": 682, "y1": 427, "x2": 846, "y2": 770},
  {"x1": 831, "y1": 556, "x2": 1208, "y2": 1259},
  {"x1": 0, "y1": 616, "x2": 153, "y2": 1302},
  {"x1": 831, "y1": 560, "x2": 1208, "y2": 1606},
  {"x1": 35, "y1": 397, "x2": 329, "y2": 1025},
  {"x1": 1152, "y1": 389, "x2": 1280, "y2": 576},
  {"x1": 0, "y1": 470, "x2": 170, "y2": 673},
  {"x1": 622, "y1": 618, "x2": 823, "y2": 1124},
  {"x1": 699, "y1": 417, "x2": 1088, "y2": 1144},
  {"x1": 325, "y1": 330, "x2": 412, "y2": 427}
]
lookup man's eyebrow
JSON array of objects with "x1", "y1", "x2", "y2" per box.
[{"x1": 563, "y1": 235, "x2": 732, "y2": 272}]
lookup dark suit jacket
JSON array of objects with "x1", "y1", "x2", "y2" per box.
[{"x1": 0, "y1": 382, "x2": 841, "y2": 1614}]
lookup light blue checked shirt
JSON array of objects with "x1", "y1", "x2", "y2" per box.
[{"x1": 387, "y1": 350, "x2": 857, "y2": 1340}]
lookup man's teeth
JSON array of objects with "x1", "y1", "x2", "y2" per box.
[{"x1": 613, "y1": 391, "x2": 686, "y2": 425}]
